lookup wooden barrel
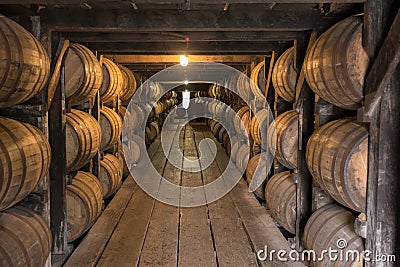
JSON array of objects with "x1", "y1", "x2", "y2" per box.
[
  {"x1": 250, "y1": 61, "x2": 267, "y2": 99},
  {"x1": 211, "y1": 122, "x2": 223, "y2": 138},
  {"x1": 230, "y1": 141, "x2": 240, "y2": 163},
  {"x1": 208, "y1": 84, "x2": 218, "y2": 98},
  {"x1": 234, "y1": 105, "x2": 251, "y2": 138},
  {"x1": 267, "y1": 110, "x2": 299, "y2": 169},
  {"x1": 235, "y1": 144, "x2": 250, "y2": 173},
  {"x1": 153, "y1": 101, "x2": 164, "y2": 116},
  {"x1": 222, "y1": 131, "x2": 230, "y2": 149},
  {"x1": 145, "y1": 126, "x2": 152, "y2": 146},
  {"x1": 218, "y1": 126, "x2": 227, "y2": 143},
  {"x1": 119, "y1": 65, "x2": 137, "y2": 105},
  {"x1": 250, "y1": 109, "x2": 272, "y2": 145},
  {"x1": 119, "y1": 105, "x2": 138, "y2": 131},
  {"x1": 0, "y1": 205, "x2": 52, "y2": 267},
  {"x1": 0, "y1": 117, "x2": 51, "y2": 210},
  {"x1": 67, "y1": 171, "x2": 103, "y2": 242},
  {"x1": 0, "y1": 15, "x2": 50, "y2": 108},
  {"x1": 208, "y1": 119, "x2": 216, "y2": 130},
  {"x1": 99, "y1": 57, "x2": 123, "y2": 103},
  {"x1": 224, "y1": 104, "x2": 237, "y2": 124},
  {"x1": 225, "y1": 139, "x2": 232, "y2": 156},
  {"x1": 305, "y1": 16, "x2": 369, "y2": 110},
  {"x1": 306, "y1": 118, "x2": 368, "y2": 212},
  {"x1": 119, "y1": 105, "x2": 127, "y2": 121},
  {"x1": 272, "y1": 47, "x2": 297, "y2": 103},
  {"x1": 100, "y1": 106, "x2": 122, "y2": 150},
  {"x1": 141, "y1": 80, "x2": 161, "y2": 101},
  {"x1": 208, "y1": 101, "x2": 218, "y2": 115},
  {"x1": 65, "y1": 43, "x2": 102, "y2": 105},
  {"x1": 100, "y1": 154, "x2": 122, "y2": 199},
  {"x1": 304, "y1": 204, "x2": 364, "y2": 267},
  {"x1": 148, "y1": 121, "x2": 160, "y2": 141},
  {"x1": 128, "y1": 135, "x2": 142, "y2": 164},
  {"x1": 245, "y1": 153, "x2": 267, "y2": 200},
  {"x1": 164, "y1": 91, "x2": 173, "y2": 99},
  {"x1": 131, "y1": 104, "x2": 145, "y2": 128},
  {"x1": 151, "y1": 121, "x2": 160, "y2": 134},
  {"x1": 66, "y1": 110, "x2": 101, "y2": 172},
  {"x1": 118, "y1": 142, "x2": 129, "y2": 178},
  {"x1": 265, "y1": 171, "x2": 296, "y2": 233},
  {"x1": 143, "y1": 103, "x2": 155, "y2": 119},
  {"x1": 237, "y1": 71, "x2": 252, "y2": 102}
]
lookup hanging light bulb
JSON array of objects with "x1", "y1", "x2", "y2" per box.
[
  {"x1": 184, "y1": 80, "x2": 189, "y2": 85},
  {"x1": 180, "y1": 55, "x2": 189, "y2": 67}
]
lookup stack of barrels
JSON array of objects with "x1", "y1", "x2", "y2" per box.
[
  {"x1": 204, "y1": 15, "x2": 369, "y2": 267},
  {"x1": 147, "y1": 90, "x2": 177, "y2": 146},
  {"x1": 64, "y1": 43, "x2": 119, "y2": 242},
  {"x1": 263, "y1": 16, "x2": 368, "y2": 266},
  {"x1": 64, "y1": 43, "x2": 107, "y2": 242},
  {"x1": 205, "y1": 82, "x2": 271, "y2": 201},
  {"x1": 303, "y1": 16, "x2": 367, "y2": 266},
  {"x1": 64, "y1": 39, "x2": 147, "y2": 241},
  {"x1": 0, "y1": 15, "x2": 52, "y2": 266}
]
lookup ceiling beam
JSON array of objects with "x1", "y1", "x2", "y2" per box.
[
  {"x1": 89, "y1": 41, "x2": 290, "y2": 54},
  {"x1": 0, "y1": 1, "x2": 366, "y2": 4},
  {"x1": 63, "y1": 31, "x2": 302, "y2": 43},
  {"x1": 106, "y1": 54, "x2": 265, "y2": 64},
  {"x1": 42, "y1": 8, "x2": 353, "y2": 33}
]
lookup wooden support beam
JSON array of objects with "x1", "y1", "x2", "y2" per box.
[
  {"x1": 361, "y1": 1, "x2": 400, "y2": 266},
  {"x1": 42, "y1": 8, "x2": 354, "y2": 33},
  {"x1": 0, "y1": 0, "x2": 367, "y2": 4},
  {"x1": 365, "y1": 68, "x2": 400, "y2": 267},
  {"x1": 48, "y1": 57, "x2": 68, "y2": 256},
  {"x1": 294, "y1": 32, "x2": 316, "y2": 106},
  {"x1": 358, "y1": 7, "x2": 400, "y2": 122},
  {"x1": 62, "y1": 31, "x2": 302, "y2": 43},
  {"x1": 136, "y1": 0, "x2": 366, "y2": 2},
  {"x1": 106, "y1": 54, "x2": 265, "y2": 64},
  {"x1": 293, "y1": 31, "x2": 315, "y2": 251},
  {"x1": 88, "y1": 41, "x2": 290, "y2": 54},
  {"x1": 264, "y1": 51, "x2": 275, "y2": 98},
  {"x1": 91, "y1": 91, "x2": 101, "y2": 178},
  {"x1": 47, "y1": 39, "x2": 69, "y2": 108}
]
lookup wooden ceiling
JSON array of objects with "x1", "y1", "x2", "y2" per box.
[{"x1": 0, "y1": 1, "x2": 364, "y2": 75}]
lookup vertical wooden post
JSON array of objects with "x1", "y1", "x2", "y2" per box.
[
  {"x1": 293, "y1": 32, "x2": 315, "y2": 251},
  {"x1": 48, "y1": 60, "x2": 68, "y2": 257},
  {"x1": 362, "y1": 1, "x2": 400, "y2": 265},
  {"x1": 92, "y1": 91, "x2": 101, "y2": 178}
]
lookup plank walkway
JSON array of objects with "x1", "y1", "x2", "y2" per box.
[{"x1": 65, "y1": 121, "x2": 303, "y2": 267}]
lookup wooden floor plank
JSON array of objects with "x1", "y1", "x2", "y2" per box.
[
  {"x1": 97, "y1": 138, "x2": 167, "y2": 267},
  {"x1": 138, "y1": 126, "x2": 182, "y2": 267},
  {"x1": 96, "y1": 188, "x2": 155, "y2": 267},
  {"x1": 65, "y1": 136, "x2": 163, "y2": 267},
  {"x1": 196, "y1": 127, "x2": 259, "y2": 267},
  {"x1": 203, "y1": 127, "x2": 304, "y2": 267},
  {"x1": 64, "y1": 177, "x2": 137, "y2": 267},
  {"x1": 178, "y1": 125, "x2": 217, "y2": 267},
  {"x1": 73, "y1": 122, "x2": 304, "y2": 267}
]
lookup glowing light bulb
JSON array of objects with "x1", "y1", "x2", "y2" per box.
[
  {"x1": 180, "y1": 55, "x2": 189, "y2": 67},
  {"x1": 184, "y1": 80, "x2": 189, "y2": 85}
]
